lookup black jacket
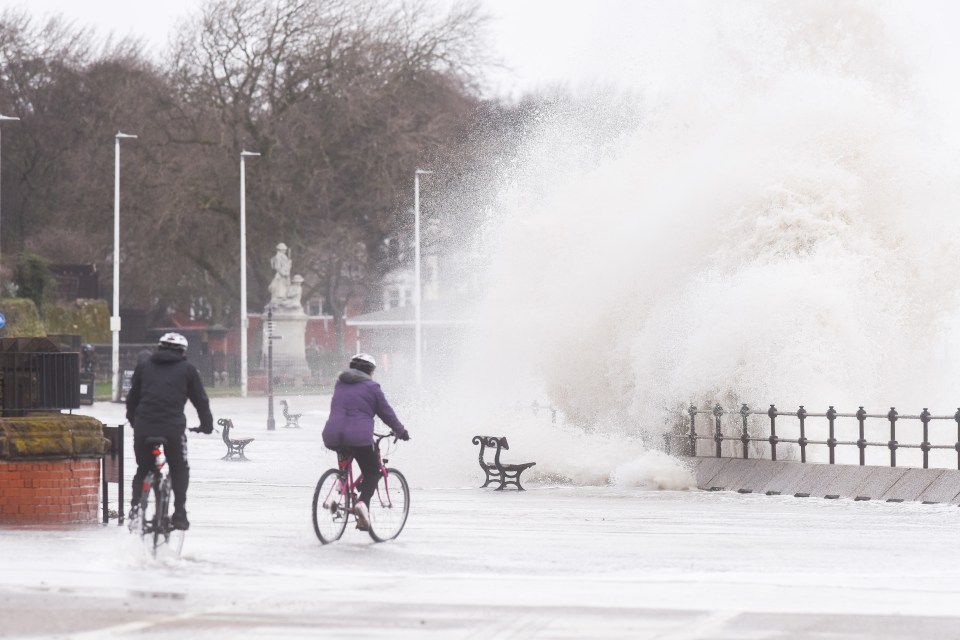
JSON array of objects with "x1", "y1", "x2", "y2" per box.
[{"x1": 126, "y1": 348, "x2": 213, "y2": 434}]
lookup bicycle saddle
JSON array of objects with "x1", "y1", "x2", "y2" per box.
[{"x1": 144, "y1": 437, "x2": 169, "y2": 447}]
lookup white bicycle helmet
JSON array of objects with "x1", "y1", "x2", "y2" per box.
[
  {"x1": 349, "y1": 352, "x2": 376, "y2": 372},
  {"x1": 158, "y1": 332, "x2": 189, "y2": 351}
]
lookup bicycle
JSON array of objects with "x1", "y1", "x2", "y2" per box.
[
  {"x1": 129, "y1": 427, "x2": 205, "y2": 556},
  {"x1": 312, "y1": 432, "x2": 410, "y2": 544}
]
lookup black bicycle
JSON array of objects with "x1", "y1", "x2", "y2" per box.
[{"x1": 130, "y1": 427, "x2": 205, "y2": 556}]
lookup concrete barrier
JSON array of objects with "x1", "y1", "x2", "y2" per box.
[{"x1": 681, "y1": 457, "x2": 960, "y2": 504}]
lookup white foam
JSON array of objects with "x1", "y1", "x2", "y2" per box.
[{"x1": 441, "y1": 1, "x2": 960, "y2": 480}]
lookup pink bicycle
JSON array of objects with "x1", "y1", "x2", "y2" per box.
[{"x1": 312, "y1": 432, "x2": 410, "y2": 543}]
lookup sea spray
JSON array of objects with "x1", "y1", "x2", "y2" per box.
[{"x1": 400, "y1": 2, "x2": 960, "y2": 484}]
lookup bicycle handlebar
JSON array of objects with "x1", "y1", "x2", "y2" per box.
[{"x1": 374, "y1": 431, "x2": 410, "y2": 443}]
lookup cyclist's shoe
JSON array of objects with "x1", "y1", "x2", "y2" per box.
[
  {"x1": 354, "y1": 502, "x2": 370, "y2": 531},
  {"x1": 127, "y1": 505, "x2": 140, "y2": 531},
  {"x1": 171, "y1": 511, "x2": 190, "y2": 531}
]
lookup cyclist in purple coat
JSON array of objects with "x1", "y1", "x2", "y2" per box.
[{"x1": 322, "y1": 353, "x2": 409, "y2": 530}]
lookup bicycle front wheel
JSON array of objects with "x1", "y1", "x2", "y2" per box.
[
  {"x1": 138, "y1": 474, "x2": 162, "y2": 551},
  {"x1": 368, "y1": 468, "x2": 410, "y2": 542},
  {"x1": 312, "y1": 469, "x2": 349, "y2": 544}
]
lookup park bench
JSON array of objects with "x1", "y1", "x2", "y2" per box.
[
  {"x1": 472, "y1": 435, "x2": 536, "y2": 491},
  {"x1": 279, "y1": 400, "x2": 302, "y2": 428},
  {"x1": 219, "y1": 418, "x2": 255, "y2": 461}
]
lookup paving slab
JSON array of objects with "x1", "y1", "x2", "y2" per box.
[
  {"x1": 684, "y1": 457, "x2": 960, "y2": 503},
  {"x1": 794, "y1": 463, "x2": 846, "y2": 497},
  {"x1": 880, "y1": 469, "x2": 944, "y2": 502},
  {"x1": 687, "y1": 457, "x2": 729, "y2": 488},
  {"x1": 851, "y1": 467, "x2": 908, "y2": 500},
  {"x1": 707, "y1": 458, "x2": 764, "y2": 491},
  {"x1": 820, "y1": 465, "x2": 876, "y2": 498},
  {"x1": 758, "y1": 461, "x2": 809, "y2": 495},
  {"x1": 734, "y1": 459, "x2": 791, "y2": 493},
  {"x1": 916, "y1": 470, "x2": 960, "y2": 504}
]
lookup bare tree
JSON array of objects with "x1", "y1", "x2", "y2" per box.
[
  {"x1": 0, "y1": 1, "x2": 491, "y2": 355},
  {"x1": 166, "y1": 0, "x2": 488, "y2": 353}
]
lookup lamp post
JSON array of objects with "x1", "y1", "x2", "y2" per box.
[
  {"x1": 239, "y1": 150, "x2": 260, "y2": 397},
  {"x1": 265, "y1": 310, "x2": 281, "y2": 431},
  {"x1": 0, "y1": 114, "x2": 20, "y2": 292},
  {"x1": 414, "y1": 169, "x2": 432, "y2": 388},
  {"x1": 112, "y1": 132, "x2": 137, "y2": 403}
]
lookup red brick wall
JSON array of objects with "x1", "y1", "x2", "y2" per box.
[{"x1": 0, "y1": 459, "x2": 100, "y2": 525}]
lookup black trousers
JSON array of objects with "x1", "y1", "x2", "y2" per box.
[
  {"x1": 339, "y1": 444, "x2": 380, "y2": 507},
  {"x1": 132, "y1": 430, "x2": 190, "y2": 515}
]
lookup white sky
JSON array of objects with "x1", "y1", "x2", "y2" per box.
[
  {"x1": 3, "y1": 1, "x2": 960, "y2": 109},
  {"x1": 0, "y1": 0, "x2": 647, "y2": 98}
]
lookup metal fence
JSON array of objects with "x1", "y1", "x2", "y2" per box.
[
  {"x1": 514, "y1": 400, "x2": 560, "y2": 424},
  {"x1": 0, "y1": 351, "x2": 81, "y2": 416},
  {"x1": 671, "y1": 403, "x2": 960, "y2": 470}
]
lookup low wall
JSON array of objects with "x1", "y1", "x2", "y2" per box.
[
  {"x1": 681, "y1": 457, "x2": 960, "y2": 504},
  {"x1": 0, "y1": 459, "x2": 100, "y2": 523},
  {"x1": 0, "y1": 414, "x2": 105, "y2": 525}
]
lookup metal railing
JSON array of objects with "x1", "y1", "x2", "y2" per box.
[
  {"x1": 0, "y1": 351, "x2": 81, "y2": 416},
  {"x1": 514, "y1": 400, "x2": 559, "y2": 424},
  {"x1": 671, "y1": 403, "x2": 960, "y2": 470}
]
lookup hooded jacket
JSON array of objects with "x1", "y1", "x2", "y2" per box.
[
  {"x1": 322, "y1": 369, "x2": 407, "y2": 449},
  {"x1": 126, "y1": 348, "x2": 213, "y2": 434}
]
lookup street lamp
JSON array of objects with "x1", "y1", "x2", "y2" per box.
[
  {"x1": 0, "y1": 114, "x2": 21, "y2": 293},
  {"x1": 112, "y1": 132, "x2": 137, "y2": 403},
  {"x1": 414, "y1": 169, "x2": 432, "y2": 388},
  {"x1": 239, "y1": 150, "x2": 260, "y2": 397}
]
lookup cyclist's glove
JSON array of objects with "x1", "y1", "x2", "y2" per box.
[{"x1": 398, "y1": 430, "x2": 410, "y2": 441}]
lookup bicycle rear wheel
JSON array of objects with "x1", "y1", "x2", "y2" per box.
[
  {"x1": 368, "y1": 468, "x2": 409, "y2": 542},
  {"x1": 312, "y1": 469, "x2": 349, "y2": 544},
  {"x1": 138, "y1": 474, "x2": 162, "y2": 554},
  {"x1": 155, "y1": 477, "x2": 173, "y2": 554}
]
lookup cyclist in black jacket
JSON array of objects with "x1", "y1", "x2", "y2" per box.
[{"x1": 126, "y1": 332, "x2": 214, "y2": 530}]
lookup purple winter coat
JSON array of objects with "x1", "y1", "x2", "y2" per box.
[{"x1": 322, "y1": 369, "x2": 407, "y2": 449}]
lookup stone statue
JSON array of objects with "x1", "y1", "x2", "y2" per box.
[
  {"x1": 268, "y1": 242, "x2": 291, "y2": 309},
  {"x1": 270, "y1": 274, "x2": 304, "y2": 312},
  {"x1": 280, "y1": 274, "x2": 304, "y2": 311}
]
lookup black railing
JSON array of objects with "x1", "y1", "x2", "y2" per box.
[
  {"x1": 0, "y1": 352, "x2": 81, "y2": 416},
  {"x1": 514, "y1": 400, "x2": 559, "y2": 424},
  {"x1": 671, "y1": 403, "x2": 960, "y2": 470}
]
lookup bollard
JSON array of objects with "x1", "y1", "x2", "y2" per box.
[
  {"x1": 688, "y1": 405, "x2": 698, "y2": 457},
  {"x1": 954, "y1": 408, "x2": 960, "y2": 470},
  {"x1": 797, "y1": 406, "x2": 808, "y2": 463},
  {"x1": 920, "y1": 408, "x2": 931, "y2": 470},
  {"x1": 826, "y1": 406, "x2": 837, "y2": 465},
  {"x1": 856, "y1": 406, "x2": 867, "y2": 466},
  {"x1": 767, "y1": 404, "x2": 779, "y2": 461},
  {"x1": 740, "y1": 404, "x2": 750, "y2": 459},
  {"x1": 887, "y1": 407, "x2": 898, "y2": 468},
  {"x1": 713, "y1": 403, "x2": 724, "y2": 458}
]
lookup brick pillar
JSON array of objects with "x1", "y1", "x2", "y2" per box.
[
  {"x1": 0, "y1": 459, "x2": 100, "y2": 524},
  {"x1": 0, "y1": 414, "x2": 105, "y2": 526}
]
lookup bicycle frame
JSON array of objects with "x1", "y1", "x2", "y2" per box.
[
  {"x1": 143, "y1": 442, "x2": 166, "y2": 492},
  {"x1": 313, "y1": 432, "x2": 409, "y2": 544},
  {"x1": 320, "y1": 440, "x2": 395, "y2": 510}
]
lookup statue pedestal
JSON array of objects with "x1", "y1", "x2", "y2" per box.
[{"x1": 263, "y1": 311, "x2": 310, "y2": 385}]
